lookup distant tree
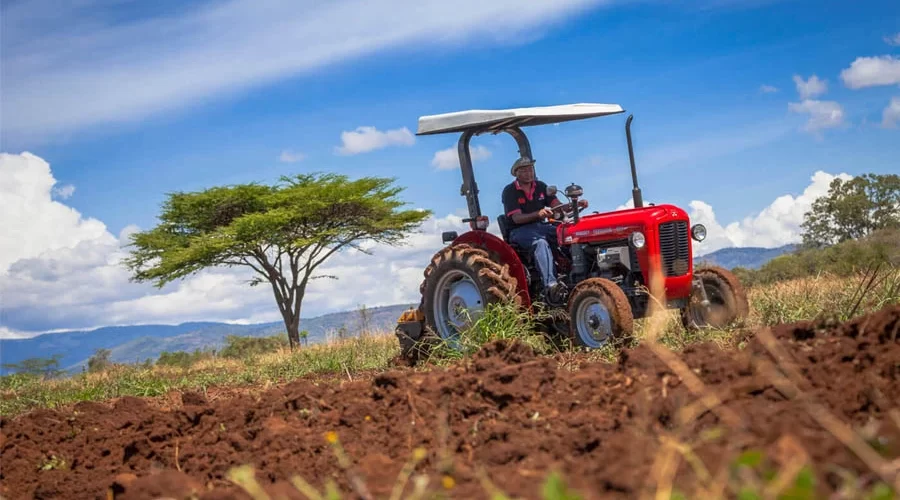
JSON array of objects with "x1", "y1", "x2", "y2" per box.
[
  {"x1": 123, "y1": 173, "x2": 431, "y2": 349},
  {"x1": 801, "y1": 173, "x2": 900, "y2": 248},
  {"x1": 299, "y1": 330, "x2": 309, "y2": 346},
  {"x1": 357, "y1": 304, "x2": 372, "y2": 337},
  {"x1": 87, "y1": 348, "x2": 112, "y2": 373},
  {"x1": 1, "y1": 354, "x2": 64, "y2": 378}
]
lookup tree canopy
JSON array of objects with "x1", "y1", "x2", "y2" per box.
[
  {"x1": 124, "y1": 172, "x2": 431, "y2": 348},
  {"x1": 801, "y1": 173, "x2": 899, "y2": 248}
]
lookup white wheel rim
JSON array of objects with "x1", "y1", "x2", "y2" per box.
[
  {"x1": 432, "y1": 270, "x2": 484, "y2": 346},
  {"x1": 575, "y1": 297, "x2": 613, "y2": 348}
]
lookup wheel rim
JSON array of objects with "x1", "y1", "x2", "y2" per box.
[
  {"x1": 690, "y1": 279, "x2": 729, "y2": 327},
  {"x1": 575, "y1": 296, "x2": 613, "y2": 348},
  {"x1": 432, "y1": 270, "x2": 484, "y2": 346}
]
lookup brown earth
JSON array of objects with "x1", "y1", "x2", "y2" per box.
[{"x1": 2, "y1": 305, "x2": 899, "y2": 499}]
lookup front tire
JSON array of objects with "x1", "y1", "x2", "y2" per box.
[
  {"x1": 566, "y1": 278, "x2": 634, "y2": 349},
  {"x1": 417, "y1": 244, "x2": 520, "y2": 355},
  {"x1": 681, "y1": 266, "x2": 750, "y2": 330}
]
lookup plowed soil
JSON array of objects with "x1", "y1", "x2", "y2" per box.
[{"x1": 2, "y1": 305, "x2": 899, "y2": 499}]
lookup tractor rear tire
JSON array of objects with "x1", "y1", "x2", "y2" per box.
[
  {"x1": 407, "y1": 244, "x2": 521, "y2": 361},
  {"x1": 566, "y1": 278, "x2": 634, "y2": 349},
  {"x1": 681, "y1": 265, "x2": 750, "y2": 330}
]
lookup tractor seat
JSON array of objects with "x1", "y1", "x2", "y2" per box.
[{"x1": 496, "y1": 214, "x2": 534, "y2": 264}]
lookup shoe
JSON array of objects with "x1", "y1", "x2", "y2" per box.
[{"x1": 544, "y1": 281, "x2": 567, "y2": 305}]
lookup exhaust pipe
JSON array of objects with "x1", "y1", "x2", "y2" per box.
[{"x1": 625, "y1": 114, "x2": 643, "y2": 209}]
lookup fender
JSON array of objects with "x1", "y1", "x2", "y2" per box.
[{"x1": 452, "y1": 231, "x2": 532, "y2": 308}]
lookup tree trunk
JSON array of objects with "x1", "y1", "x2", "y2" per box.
[{"x1": 285, "y1": 321, "x2": 300, "y2": 351}]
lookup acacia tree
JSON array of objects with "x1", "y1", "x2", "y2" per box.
[
  {"x1": 801, "y1": 173, "x2": 899, "y2": 248},
  {"x1": 124, "y1": 173, "x2": 431, "y2": 349}
]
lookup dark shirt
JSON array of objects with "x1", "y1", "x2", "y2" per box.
[{"x1": 502, "y1": 179, "x2": 560, "y2": 228}]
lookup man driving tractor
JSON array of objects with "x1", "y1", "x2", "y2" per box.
[{"x1": 502, "y1": 156, "x2": 589, "y2": 300}]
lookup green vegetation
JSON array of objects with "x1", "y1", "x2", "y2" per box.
[
  {"x1": 1, "y1": 334, "x2": 397, "y2": 417},
  {"x1": 800, "y1": 173, "x2": 899, "y2": 248},
  {"x1": 123, "y1": 172, "x2": 431, "y2": 349},
  {"x1": 733, "y1": 228, "x2": 899, "y2": 287},
  {"x1": 1, "y1": 354, "x2": 64, "y2": 378}
]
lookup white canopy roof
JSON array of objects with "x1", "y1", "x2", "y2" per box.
[{"x1": 416, "y1": 103, "x2": 625, "y2": 136}]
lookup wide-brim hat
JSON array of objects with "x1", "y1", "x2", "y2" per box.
[{"x1": 511, "y1": 157, "x2": 535, "y2": 175}]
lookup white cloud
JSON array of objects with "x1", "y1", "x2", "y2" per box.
[
  {"x1": 431, "y1": 144, "x2": 491, "y2": 170},
  {"x1": 688, "y1": 171, "x2": 853, "y2": 255},
  {"x1": 1, "y1": 0, "x2": 608, "y2": 143},
  {"x1": 884, "y1": 33, "x2": 900, "y2": 47},
  {"x1": 278, "y1": 150, "x2": 306, "y2": 163},
  {"x1": 840, "y1": 55, "x2": 900, "y2": 89},
  {"x1": 0, "y1": 152, "x2": 111, "y2": 272},
  {"x1": 759, "y1": 84, "x2": 779, "y2": 93},
  {"x1": 883, "y1": 97, "x2": 900, "y2": 128},
  {"x1": 334, "y1": 126, "x2": 415, "y2": 155},
  {"x1": 787, "y1": 99, "x2": 845, "y2": 133},
  {"x1": 0, "y1": 152, "x2": 475, "y2": 336},
  {"x1": 793, "y1": 75, "x2": 827, "y2": 99},
  {"x1": 52, "y1": 184, "x2": 75, "y2": 199}
]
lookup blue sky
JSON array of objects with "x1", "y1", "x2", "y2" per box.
[{"x1": 1, "y1": 0, "x2": 899, "y2": 335}]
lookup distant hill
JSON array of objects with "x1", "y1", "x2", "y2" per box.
[
  {"x1": 694, "y1": 244, "x2": 797, "y2": 270},
  {"x1": 0, "y1": 304, "x2": 414, "y2": 375}
]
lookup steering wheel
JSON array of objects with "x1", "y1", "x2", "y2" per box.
[{"x1": 549, "y1": 202, "x2": 586, "y2": 222}]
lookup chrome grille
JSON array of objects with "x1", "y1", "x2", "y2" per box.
[{"x1": 658, "y1": 221, "x2": 690, "y2": 276}]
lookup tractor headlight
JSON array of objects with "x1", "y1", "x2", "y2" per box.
[
  {"x1": 691, "y1": 224, "x2": 707, "y2": 242},
  {"x1": 630, "y1": 231, "x2": 646, "y2": 249}
]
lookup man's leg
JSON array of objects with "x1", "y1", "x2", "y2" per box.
[{"x1": 509, "y1": 222, "x2": 558, "y2": 289}]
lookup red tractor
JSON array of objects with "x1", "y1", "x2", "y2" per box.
[{"x1": 396, "y1": 103, "x2": 749, "y2": 360}]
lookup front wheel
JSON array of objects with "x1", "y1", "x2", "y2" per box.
[
  {"x1": 681, "y1": 266, "x2": 750, "y2": 330},
  {"x1": 566, "y1": 278, "x2": 634, "y2": 349}
]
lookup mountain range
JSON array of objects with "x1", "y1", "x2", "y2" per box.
[{"x1": 0, "y1": 244, "x2": 795, "y2": 376}]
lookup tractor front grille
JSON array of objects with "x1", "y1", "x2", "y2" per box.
[{"x1": 658, "y1": 221, "x2": 690, "y2": 276}]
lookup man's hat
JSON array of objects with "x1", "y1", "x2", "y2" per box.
[{"x1": 511, "y1": 157, "x2": 535, "y2": 175}]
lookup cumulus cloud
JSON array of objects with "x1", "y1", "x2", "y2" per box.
[
  {"x1": 1, "y1": 0, "x2": 607, "y2": 144},
  {"x1": 334, "y1": 126, "x2": 415, "y2": 155},
  {"x1": 431, "y1": 144, "x2": 491, "y2": 170},
  {"x1": 886, "y1": 33, "x2": 900, "y2": 46},
  {"x1": 840, "y1": 55, "x2": 900, "y2": 89},
  {"x1": 278, "y1": 150, "x2": 306, "y2": 163},
  {"x1": 0, "y1": 152, "x2": 473, "y2": 337},
  {"x1": 0, "y1": 153, "x2": 111, "y2": 272},
  {"x1": 883, "y1": 97, "x2": 900, "y2": 128},
  {"x1": 688, "y1": 171, "x2": 853, "y2": 255},
  {"x1": 759, "y1": 84, "x2": 779, "y2": 93},
  {"x1": 793, "y1": 74, "x2": 827, "y2": 99},
  {"x1": 610, "y1": 171, "x2": 854, "y2": 256},
  {"x1": 788, "y1": 99, "x2": 845, "y2": 133}
]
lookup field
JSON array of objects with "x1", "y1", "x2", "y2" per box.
[{"x1": 2, "y1": 270, "x2": 899, "y2": 499}]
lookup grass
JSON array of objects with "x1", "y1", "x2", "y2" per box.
[
  {"x1": 2, "y1": 268, "x2": 897, "y2": 419},
  {"x1": 0, "y1": 334, "x2": 398, "y2": 417}
]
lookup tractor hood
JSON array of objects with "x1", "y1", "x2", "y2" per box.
[{"x1": 559, "y1": 203, "x2": 690, "y2": 244}]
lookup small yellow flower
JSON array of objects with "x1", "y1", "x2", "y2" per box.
[
  {"x1": 364, "y1": 415, "x2": 371, "y2": 421},
  {"x1": 325, "y1": 431, "x2": 338, "y2": 444},
  {"x1": 442, "y1": 475, "x2": 455, "y2": 489},
  {"x1": 412, "y1": 447, "x2": 427, "y2": 461}
]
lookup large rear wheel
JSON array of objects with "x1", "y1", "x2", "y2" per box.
[
  {"x1": 681, "y1": 265, "x2": 750, "y2": 330},
  {"x1": 566, "y1": 278, "x2": 634, "y2": 349},
  {"x1": 412, "y1": 244, "x2": 520, "y2": 358}
]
